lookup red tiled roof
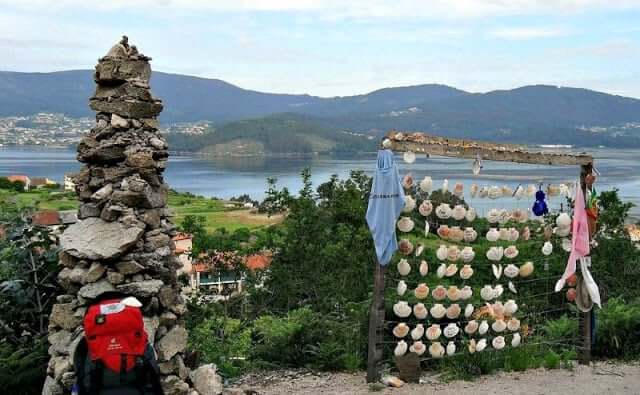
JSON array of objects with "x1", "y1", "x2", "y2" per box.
[
  {"x1": 246, "y1": 254, "x2": 271, "y2": 271},
  {"x1": 192, "y1": 263, "x2": 209, "y2": 273},
  {"x1": 32, "y1": 210, "x2": 61, "y2": 226},
  {"x1": 7, "y1": 175, "x2": 29, "y2": 183},
  {"x1": 172, "y1": 232, "x2": 193, "y2": 241}
]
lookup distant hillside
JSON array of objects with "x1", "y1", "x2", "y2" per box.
[{"x1": 2, "y1": 69, "x2": 640, "y2": 147}]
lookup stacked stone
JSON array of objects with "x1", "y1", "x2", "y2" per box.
[{"x1": 43, "y1": 38, "x2": 199, "y2": 395}]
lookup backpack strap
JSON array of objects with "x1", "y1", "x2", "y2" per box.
[
  {"x1": 133, "y1": 345, "x2": 165, "y2": 395},
  {"x1": 90, "y1": 359, "x2": 104, "y2": 392}
]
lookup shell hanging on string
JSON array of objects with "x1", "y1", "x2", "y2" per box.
[
  {"x1": 432, "y1": 285, "x2": 447, "y2": 301},
  {"x1": 479, "y1": 186, "x2": 489, "y2": 198},
  {"x1": 521, "y1": 226, "x2": 531, "y2": 241},
  {"x1": 453, "y1": 183, "x2": 464, "y2": 198},
  {"x1": 441, "y1": 179, "x2": 449, "y2": 193},
  {"x1": 443, "y1": 323, "x2": 459, "y2": 338},
  {"x1": 424, "y1": 221, "x2": 430, "y2": 237},
  {"x1": 465, "y1": 207, "x2": 477, "y2": 222},
  {"x1": 514, "y1": 185, "x2": 524, "y2": 200},
  {"x1": 447, "y1": 286, "x2": 461, "y2": 301},
  {"x1": 463, "y1": 227, "x2": 477, "y2": 243},
  {"x1": 476, "y1": 338, "x2": 488, "y2": 352},
  {"x1": 446, "y1": 304, "x2": 461, "y2": 319},
  {"x1": 492, "y1": 319, "x2": 507, "y2": 333},
  {"x1": 415, "y1": 244, "x2": 424, "y2": 257},
  {"x1": 397, "y1": 280, "x2": 407, "y2": 296},
  {"x1": 447, "y1": 246, "x2": 461, "y2": 263},
  {"x1": 397, "y1": 216, "x2": 415, "y2": 233},
  {"x1": 511, "y1": 209, "x2": 528, "y2": 223},
  {"x1": 459, "y1": 264, "x2": 473, "y2": 280},
  {"x1": 397, "y1": 259, "x2": 411, "y2": 276},
  {"x1": 414, "y1": 303, "x2": 428, "y2": 320},
  {"x1": 437, "y1": 244, "x2": 448, "y2": 261},
  {"x1": 430, "y1": 304, "x2": 446, "y2": 320},
  {"x1": 394, "y1": 340, "x2": 408, "y2": 356},
  {"x1": 481, "y1": 285, "x2": 496, "y2": 301},
  {"x1": 465, "y1": 320, "x2": 479, "y2": 334},
  {"x1": 486, "y1": 228, "x2": 500, "y2": 242},
  {"x1": 461, "y1": 246, "x2": 475, "y2": 263},
  {"x1": 448, "y1": 226, "x2": 464, "y2": 242},
  {"x1": 478, "y1": 321, "x2": 489, "y2": 335},
  {"x1": 402, "y1": 173, "x2": 414, "y2": 190},
  {"x1": 492, "y1": 336, "x2": 506, "y2": 350},
  {"x1": 504, "y1": 300, "x2": 518, "y2": 315},
  {"x1": 419, "y1": 200, "x2": 433, "y2": 216},
  {"x1": 470, "y1": 184, "x2": 479, "y2": 198},
  {"x1": 393, "y1": 323, "x2": 410, "y2": 338},
  {"x1": 488, "y1": 186, "x2": 503, "y2": 199},
  {"x1": 452, "y1": 204, "x2": 467, "y2": 221},
  {"x1": 436, "y1": 263, "x2": 447, "y2": 278},
  {"x1": 414, "y1": 283, "x2": 429, "y2": 299},
  {"x1": 403, "y1": 151, "x2": 416, "y2": 164},
  {"x1": 542, "y1": 241, "x2": 553, "y2": 256},
  {"x1": 460, "y1": 285, "x2": 473, "y2": 300},
  {"x1": 507, "y1": 317, "x2": 521, "y2": 331},
  {"x1": 447, "y1": 341, "x2": 456, "y2": 356},
  {"x1": 487, "y1": 209, "x2": 501, "y2": 224},
  {"x1": 426, "y1": 324, "x2": 442, "y2": 340},
  {"x1": 411, "y1": 324, "x2": 425, "y2": 340},
  {"x1": 393, "y1": 301, "x2": 412, "y2": 318},
  {"x1": 435, "y1": 203, "x2": 452, "y2": 219},
  {"x1": 526, "y1": 184, "x2": 537, "y2": 197},
  {"x1": 437, "y1": 224, "x2": 450, "y2": 240},
  {"x1": 487, "y1": 247, "x2": 504, "y2": 262},
  {"x1": 464, "y1": 304, "x2": 474, "y2": 318},
  {"x1": 503, "y1": 264, "x2": 519, "y2": 278},
  {"x1": 429, "y1": 342, "x2": 445, "y2": 358},
  {"x1": 508, "y1": 281, "x2": 517, "y2": 294},
  {"x1": 419, "y1": 260, "x2": 429, "y2": 276},
  {"x1": 410, "y1": 340, "x2": 427, "y2": 356},
  {"x1": 419, "y1": 176, "x2": 433, "y2": 192},
  {"x1": 504, "y1": 245, "x2": 519, "y2": 259},
  {"x1": 468, "y1": 339, "x2": 477, "y2": 354},
  {"x1": 402, "y1": 195, "x2": 416, "y2": 213},
  {"x1": 512, "y1": 333, "x2": 521, "y2": 347},
  {"x1": 399, "y1": 239, "x2": 414, "y2": 255}
]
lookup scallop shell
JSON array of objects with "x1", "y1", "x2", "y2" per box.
[
  {"x1": 465, "y1": 320, "x2": 479, "y2": 335},
  {"x1": 492, "y1": 336, "x2": 506, "y2": 350},
  {"x1": 445, "y1": 264, "x2": 458, "y2": 278},
  {"x1": 403, "y1": 151, "x2": 416, "y2": 164},
  {"x1": 393, "y1": 301, "x2": 412, "y2": 318},
  {"x1": 521, "y1": 226, "x2": 531, "y2": 241},
  {"x1": 452, "y1": 205, "x2": 467, "y2": 221},
  {"x1": 397, "y1": 280, "x2": 408, "y2": 296},
  {"x1": 397, "y1": 217, "x2": 415, "y2": 233},
  {"x1": 447, "y1": 286, "x2": 461, "y2": 302},
  {"x1": 402, "y1": 174, "x2": 414, "y2": 190},
  {"x1": 561, "y1": 238, "x2": 572, "y2": 252},
  {"x1": 492, "y1": 319, "x2": 507, "y2": 333},
  {"x1": 448, "y1": 226, "x2": 464, "y2": 243},
  {"x1": 394, "y1": 340, "x2": 408, "y2": 356},
  {"x1": 461, "y1": 246, "x2": 475, "y2": 263},
  {"x1": 464, "y1": 304, "x2": 474, "y2": 318},
  {"x1": 414, "y1": 303, "x2": 428, "y2": 320},
  {"x1": 468, "y1": 339, "x2": 477, "y2": 354},
  {"x1": 435, "y1": 203, "x2": 452, "y2": 219},
  {"x1": 498, "y1": 210, "x2": 511, "y2": 224},
  {"x1": 411, "y1": 324, "x2": 425, "y2": 340},
  {"x1": 460, "y1": 285, "x2": 473, "y2": 300},
  {"x1": 504, "y1": 245, "x2": 519, "y2": 259},
  {"x1": 432, "y1": 285, "x2": 447, "y2": 301},
  {"x1": 393, "y1": 323, "x2": 410, "y2": 338},
  {"x1": 508, "y1": 281, "x2": 517, "y2": 294},
  {"x1": 437, "y1": 224, "x2": 450, "y2": 239},
  {"x1": 410, "y1": 340, "x2": 427, "y2": 356},
  {"x1": 443, "y1": 323, "x2": 459, "y2": 338},
  {"x1": 426, "y1": 324, "x2": 442, "y2": 340},
  {"x1": 507, "y1": 317, "x2": 521, "y2": 332},
  {"x1": 441, "y1": 179, "x2": 449, "y2": 193},
  {"x1": 486, "y1": 246, "x2": 504, "y2": 262},
  {"x1": 465, "y1": 208, "x2": 477, "y2": 224},
  {"x1": 492, "y1": 301, "x2": 505, "y2": 318},
  {"x1": 478, "y1": 321, "x2": 489, "y2": 335},
  {"x1": 446, "y1": 341, "x2": 456, "y2": 356},
  {"x1": 487, "y1": 209, "x2": 501, "y2": 224},
  {"x1": 453, "y1": 183, "x2": 464, "y2": 198},
  {"x1": 479, "y1": 186, "x2": 489, "y2": 198},
  {"x1": 419, "y1": 177, "x2": 433, "y2": 193},
  {"x1": 542, "y1": 241, "x2": 553, "y2": 256},
  {"x1": 486, "y1": 228, "x2": 500, "y2": 242},
  {"x1": 419, "y1": 260, "x2": 429, "y2": 276},
  {"x1": 446, "y1": 304, "x2": 461, "y2": 319},
  {"x1": 503, "y1": 264, "x2": 519, "y2": 279},
  {"x1": 429, "y1": 342, "x2": 445, "y2": 358},
  {"x1": 430, "y1": 304, "x2": 446, "y2": 320},
  {"x1": 463, "y1": 228, "x2": 478, "y2": 243},
  {"x1": 436, "y1": 245, "x2": 448, "y2": 261},
  {"x1": 397, "y1": 259, "x2": 411, "y2": 276},
  {"x1": 512, "y1": 333, "x2": 521, "y2": 347},
  {"x1": 415, "y1": 244, "x2": 424, "y2": 257},
  {"x1": 481, "y1": 285, "x2": 495, "y2": 301},
  {"x1": 460, "y1": 264, "x2": 474, "y2": 280},
  {"x1": 504, "y1": 300, "x2": 518, "y2": 315},
  {"x1": 488, "y1": 186, "x2": 503, "y2": 199},
  {"x1": 512, "y1": 209, "x2": 528, "y2": 223},
  {"x1": 499, "y1": 228, "x2": 510, "y2": 241},
  {"x1": 508, "y1": 228, "x2": 520, "y2": 242},
  {"x1": 399, "y1": 239, "x2": 414, "y2": 255},
  {"x1": 502, "y1": 185, "x2": 514, "y2": 196},
  {"x1": 447, "y1": 247, "x2": 460, "y2": 263},
  {"x1": 414, "y1": 283, "x2": 429, "y2": 299},
  {"x1": 436, "y1": 263, "x2": 447, "y2": 278},
  {"x1": 419, "y1": 200, "x2": 433, "y2": 216},
  {"x1": 402, "y1": 195, "x2": 416, "y2": 213},
  {"x1": 476, "y1": 338, "x2": 488, "y2": 352},
  {"x1": 556, "y1": 226, "x2": 571, "y2": 238},
  {"x1": 547, "y1": 184, "x2": 560, "y2": 197},
  {"x1": 470, "y1": 184, "x2": 479, "y2": 198}
]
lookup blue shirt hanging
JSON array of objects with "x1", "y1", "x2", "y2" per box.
[{"x1": 366, "y1": 149, "x2": 406, "y2": 266}]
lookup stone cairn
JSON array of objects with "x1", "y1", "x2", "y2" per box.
[{"x1": 43, "y1": 37, "x2": 221, "y2": 395}]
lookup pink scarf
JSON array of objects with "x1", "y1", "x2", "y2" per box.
[{"x1": 555, "y1": 181, "x2": 590, "y2": 292}]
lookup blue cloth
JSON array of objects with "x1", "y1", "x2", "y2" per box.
[{"x1": 366, "y1": 149, "x2": 406, "y2": 266}]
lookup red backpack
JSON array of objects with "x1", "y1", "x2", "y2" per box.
[{"x1": 74, "y1": 296, "x2": 163, "y2": 395}]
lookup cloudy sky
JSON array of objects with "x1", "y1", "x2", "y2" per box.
[{"x1": 1, "y1": 0, "x2": 639, "y2": 97}]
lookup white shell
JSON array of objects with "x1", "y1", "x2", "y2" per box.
[
  {"x1": 393, "y1": 301, "x2": 412, "y2": 318},
  {"x1": 542, "y1": 241, "x2": 553, "y2": 256},
  {"x1": 508, "y1": 281, "x2": 517, "y2": 294},
  {"x1": 492, "y1": 336, "x2": 506, "y2": 350},
  {"x1": 460, "y1": 285, "x2": 473, "y2": 300},
  {"x1": 429, "y1": 341, "x2": 445, "y2": 358},
  {"x1": 402, "y1": 174, "x2": 414, "y2": 190},
  {"x1": 488, "y1": 186, "x2": 502, "y2": 199},
  {"x1": 419, "y1": 260, "x2": 429, "y2": 276},
  {"x1": 397, "y1": 280, "x2": 407, "y2": 296},
  {"x1": 446, "y1": 304, "x2": 461, "y2": 319},
  {"x1": 476, "y1": 338, "x2": 488, "y2": 352},
  {"x1": 393, "y1": 323, "x2": 410, "y2": 338},
  {"x1": 559, "y1": 183, "x2": 569, "y2": 196},
  {"x1": 430, "y1": 304, "x2": 446, "y2": 320},
  {"x1": 481, "y1": 285, "x2": 495, "y2": 301},
  {"x1": 436, "y1": 245, "x2": 448, "y2": 261},
  {"x1": 394, "y1": 340, "x2": 408, "y2": 356},
  {"x1": 507, "y1": 318, "x2": 521, "y2": 332},
  {"x1": 413, "y1": 303, "x2": 428, "y2": 320},
  {"x1": 397, "y1": 217, "x2": 415, "y2": 233},
  {"x1": 435, "y1": 203, "x2": 452, "y2": 219},
  {"x1": 424, "y1": 221, "x2": 430, "y2": 236},
  {"x1": 397, "y1": 259, "x2": 411, "y2": 276},
  {"x1": 436, "y1": 263, "x2": 447, "y2": 278},
  {"x1": 464, "y1": 304, "x2": 474, "y2": 318},
  {"x1": 465, "y1": 320, "x2": 479, "y2": 334},
  {"x1": 441, "y1": 179, "x2": 449, "y2": 193},
  {"x1": 494, "y1": 284, "x2": 504, "y2": 299},
  {"x1": 432, "y1": 285, "x2": 447, "y2": 301},
  {"x1": 504, "y1": 245, "x2": 519, "y2": 259},
  {"x1": 419, "y1": 177, "x2": 433, "y2": 193},
  {"x1": 487, "y1": 209, "x2": 501, "y2": 224},
  {"x1": 478, "y1": 321, "x2": 489, "y2": 335},
  {"x1": 508, "y1": 227, "x2": 520, "y2": 242},
  {"x1": 487, "y1": 246, "x2": 504, "y2": 262},
  {"x1": 446, "y1": 341, "x2": 456, "y2": 356},
  {"x1": 410, "y1": 340, "x2": 426, "y2": 356},
  {"x1": 498, "y1": 210, "x2": 511, "y2": 224},
  {"x1": 403, "y1": 151, "x2": 416, "y2": 164},
  {"x1": 486, "y1": 228, "x2": 500, "y2": 242},
  {"x1": 447, "y1": 246, "x2": 460, "y2": 263},
  {"x1": 468, "y1": 339, "x2": 476, "y2": 354},
  {"x1": 463, "y1": 228, "x2": 477, "y2": 244},
  {"x1": 499, "y1": 228, "x2": 510, "y2": 241},
  {"x1": 479, "y1": 186, "x2": 489, "y2": 198},
  {"x1": 556, "y1": 226, "x2": 571, "y2": 238},
  {"x1": 556, "y1": 213, "x2": 572, "y2": 228},
  {"x1": 411, "y1": 324, "x2": 425, "y2": 340},
  {"x1": 415, "y1": 244, "x2": 424, "y2": 257},
  {"x1": 461, "y1": 246, "x2": 475, "y2": 263},
  {"x1": 402, "y1": 195, "x2": 416, "y2": 213},
  {"x1": 504, "y1": 300, "x2": 518, "y2": 315},
  {"x1": 492, "y1": 319, "x2": 507, "y2": 333},
  {"x1": 452, "y1": 205, "x2": 467, "y2": 221},
  {"x1": 512, "y1": 333, "x2": 521, "y2": 347},
  {"x1": 443, "y1": 323, "x2": 459, "y2": 338},
  {"x1": 460, "y1": 264, "x2": 474, "y2": 280},
  {"x1": 419, "y1": 200, "x2": 433, "y2": 216},
  {"x1": 426, "y1": 324, "x2": 442, "y2": 340},
  {"x1": 445, "y1": 263, "x2": 458, "y2": 277},
  {"x1": 562, "y1": 238, "x2": 572, "y2": 252},
  {"x1": 465, "y1": 207, "x2": 477, "y2": 222},
  {"x1": 492, "y1": 264, "x2": 503, "y2": 280},
  {"x1": 504, "y1": 264, "x2": 519, "y2": 278}
]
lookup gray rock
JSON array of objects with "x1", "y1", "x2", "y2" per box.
[
  {"x1": 161, "y1": 375, "x2": 190, "y2": 395},
  {"x1": 78, "y1": 279, "x2": 116, "y2": 299},
  {"x1": 58, "y1": 267, "x2": 87, "y2": 288},
  {"x1": 117, "y1": 279, "x2": 163, "y2": 297},
  {"x1": 94, "y1": 58, "x2": 151, "y2": 83},
  {"x1": 149, "y1": 137, "x2": 166, "y2": 150},
  {"x1": 77, "y1": 140, "x2": 126, "y2": 164},
  {"x1": 50, "y1": 303, "x2": 81, "y2": 330},
  {"x1": 61, "y1": 217, "x2": 144, "y2": 260},
  {"x1": 60, "y1": 371, "x2": 76, "y2": 389},
  {"x1": 143, "y1": 315, "x2": 160, "y2": 344},
  {"x1": 42, "y1": 375, "x2": 63, "y2": 395},
  {"x1": 51, "y1": 356, "x2": 72, "y2": 379},
  {"x1": 91, "y1": 183, "x2": 113, "y2": 201},
  {"x1": 158, "y1": 286, "x2": 177, "y2": 308},
  {"x1": 191, "y1": 364, "x2": 224, "y2": 395},
  {"x1": 48, "y1": 330, "x2": 72, "y2": 356},
  {"x1": 90, "y1": 98, "x2": 163, "y2": 119},
  {"x1": 159, "y1": 311, "x2": 177, "y2": 327},
  {"x1": 85, "y1": 262, "x2": 106, "y2": 283},
  {"x1": 156, "y1": 326, "x2": 187, "y2": 361},
  {"x1": 126, "y1": 151, "x2": 155, "y2": 168},
  {"x1": 116, "y1": 260, "x2": 145, "y2": 275},
  {"x1": 141, "y1": 209, "x2": 161, "y2": 229},
  {"x1": 141, "y1": 118, "x2": 159, "y2": 130},
  {"x1": 78, "y1": 202, "x2": 102, "y2": 218},
  {"x1": 107, "y1": 271, "x2": 125, "y2": 285}
]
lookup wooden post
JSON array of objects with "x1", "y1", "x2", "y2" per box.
[
  {"x1": 579, "y1": 162, "x2": 593, "y2": 365},
  {"x1": 367, "y1": 262, "x2": 386, "y2": 382}
]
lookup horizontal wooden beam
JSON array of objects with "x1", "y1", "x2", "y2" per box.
[{"x1": 384, "y1": 131, "x2": 593, "y2": 166}]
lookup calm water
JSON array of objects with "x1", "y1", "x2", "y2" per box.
[{"x1": 1, "y1": 146, "x2": 639, "y2": 217}]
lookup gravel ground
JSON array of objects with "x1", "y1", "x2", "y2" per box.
[{"x1": 230, "y1": 361, "x2": 640, "y2": 395}]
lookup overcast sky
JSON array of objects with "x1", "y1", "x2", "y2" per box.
[{"x1": 1, "y1": 0, "x2": 639, "y2": 98}]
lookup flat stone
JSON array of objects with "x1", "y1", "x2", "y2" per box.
[
  {"x1": 141, "y1": 118, "x2": 159, "y2": 130},
  {"x1": 110, "y1": 114, "x2": 129, "y2": 129},
  {"x1": 50, "y1": 303, "x2": 81, "y2": 330},
  {"x1": 116, "y1": 260, "x2": 145, "y2": 275},
  {"x1": 156, "y1": 326, "x2": 187, "y2": 361},
  {"x1": 191, "y1": 364, "x2": 223, "y2": 395},
  {"x1": 107, "y1": 271, "x2": 125, "y2": 285},
  {"x1": 85, "y1": 262, "x2": 106, "y2": 283},
  {"x1": 77, "y1": 140, "x2": 126, "y2": 164},
  {"x1": 61, "y1": 217, "x2": 144, "y2": 260},
  {"x1": 144, "y1": 315, "x2": 160, "y2": 344},
  {"x1": 126, "y1": 151, "x2": 155, "y2": 168},
  {"x1": 58, "y1": 267, "x2": 87, "y2": 287},
  {"x1": 90, "y1": 98, "x2": 163, "y2": 119},
  {"x1": 161, "y1": 375, "x2": 190, "y2": 395},
  {"x1": 48, "y1": 330, "x2": 72, "y2": 355},
  {"x1": 91, "y1": 183, "x2": 113, "y2": 201},
  {"x1": 95, "y1": 82, "x2": 152, "y2": 101},
  {"x1": 78, "y1": 202, "x2": 102, "y2": 219},
  {"x1": 117, "y1": 279, "x2": 164, "y2": 297},
  {"x1": 95, "y1": 59, "x2": 151, "y2": 83},
  {"x1": 78, "y1": 279, "x2": 116, "y2": 299},
  {"x1": 149, "y1": 137, "x2": 166, "y2": 150}
]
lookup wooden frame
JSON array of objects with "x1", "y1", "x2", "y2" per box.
[{"x1": 366, "y1": 131, "x2": 595, "y2": 382}]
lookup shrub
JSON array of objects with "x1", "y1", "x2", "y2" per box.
[{"x1": 594, "y1": 297, "x2": 640, "y2": 359}]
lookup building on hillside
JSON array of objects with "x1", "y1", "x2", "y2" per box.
[
  {"x1": 7, "y1": 175, "x2": 31, "y2": 190},
  {"x1": 172, "y1": 232, "x2": 193, "y2": 277},
  {"x1": 64, "y1": 173, "x2": 77, "y2": 191},
  {"x1": 30, "y1": 177, "x2": 58, "y2": 189}
]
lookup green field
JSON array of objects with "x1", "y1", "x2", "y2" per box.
[{"x1": 0, "y1": 188, "x2": 282, "y2": 232}]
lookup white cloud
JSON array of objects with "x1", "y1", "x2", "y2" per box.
[{"x1": 489, "y1": 26, "x2": 570, "y2": 40}]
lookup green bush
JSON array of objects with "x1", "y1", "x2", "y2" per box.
[{"x1": 594, "y1": 297, "x2": 640, "y2": 359}]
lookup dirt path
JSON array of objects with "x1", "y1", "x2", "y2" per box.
[{"x1": 233, "y1": 362, "x2": 640, "y2": 395}]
